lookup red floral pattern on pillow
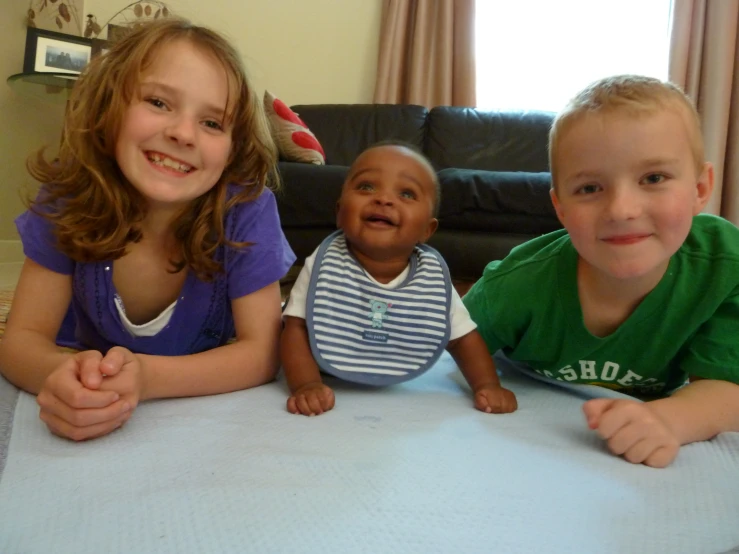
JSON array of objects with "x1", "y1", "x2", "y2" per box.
[{"x1": 264, "y1": 91, "x2": 325, "y2": 164}]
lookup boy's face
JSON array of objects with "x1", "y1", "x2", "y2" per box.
[
  {"x1": 337, "y1": 146, "x2": 438, "y2": 260},
  {"x1": 550, "y1": 108, "x2": 713, "y2": 284}
]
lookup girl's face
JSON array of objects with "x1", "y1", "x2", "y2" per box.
[{"x1": 115, "y1": 39, "x2": 233, "y2": 212}]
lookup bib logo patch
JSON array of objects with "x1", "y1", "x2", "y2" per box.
[
  {"x1": 362, "y1": 330, "x2": 389, "y2": 342},
  {"x1": 369, "y1": 299, "x2": 391, "y2": 329}
]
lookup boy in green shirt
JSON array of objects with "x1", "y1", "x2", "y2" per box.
[{"x1": 464, "y1": 75, "x2": 739, "y2": 468}]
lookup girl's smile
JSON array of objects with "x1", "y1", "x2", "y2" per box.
[{"x1": 145, "y1": 151, "x2": 195, "y2": 174}]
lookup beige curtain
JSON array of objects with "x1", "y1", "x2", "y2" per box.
[
  {"x1": 669, "y1": 0, "x2": 739, "y2": 223},
  {"x1": 373, "y1": 0, "x2": 476, "y2": 108}
]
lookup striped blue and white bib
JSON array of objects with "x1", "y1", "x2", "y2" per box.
[{"x1": 306, "y1": 230, "x2": 452, "y2": 386}]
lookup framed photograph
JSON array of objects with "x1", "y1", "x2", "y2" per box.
[
  {"x1": 23, "y1": 27, "x2": 92, "y2": 75},
  {"x1": 107, "y1": 24, "x2": 132, "y2": 44},
  {"x1": 91, "y1": 38, "x2": 110, "y2": 59}
]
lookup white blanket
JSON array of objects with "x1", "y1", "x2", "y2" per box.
[{"x1": 1, "y1": 353, "x2": 738, "y2": 554}]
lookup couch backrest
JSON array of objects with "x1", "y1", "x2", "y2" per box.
[
  {"x1": 425, "y1": 107, "x2": 554, "y2": 172},
  {"x1": 289, "y1": 104, "x2": 429, "y2": 166}
]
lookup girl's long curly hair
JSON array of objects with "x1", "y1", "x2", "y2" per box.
[{"x1": 27, "y1": 18, "x2": 279, "y2": 280}]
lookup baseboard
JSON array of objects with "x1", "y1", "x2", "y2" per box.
[{"x1": 0, "y1": 241, "x2": 23, "y2": 263}]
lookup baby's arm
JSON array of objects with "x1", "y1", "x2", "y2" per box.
[
  {"x1": 0, "y1": 258, "x2": 129, "y2": 440},
  {"x1": 281, "y1": 316, "x2": 335, "y2": 416},
  {"x1": 583, "y1": 378, "x2": 739, "y2": 468},
  {"x1": 447, "y1": 330, "x2": 517, "y2": 413}
]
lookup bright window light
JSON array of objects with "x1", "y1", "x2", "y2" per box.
[{"x1": 475, "y1": 0, "x2": 673, "y2": 112}]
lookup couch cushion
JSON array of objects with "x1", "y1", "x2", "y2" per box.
[
  {"x1": 264, "y1": 91, "x2": 326, "y2": 165},
  {"x1": 437, "y1": 168, "x2": 561, "y2": 234},
  {"x1": 426, "y1": 108, "x2": 554, "y2": 172},
  {"x1": 275, "y1": 162, "x2": 349, "y2": 227},
  {"x1": 288, "y1": 104, "x2": 429, "y2": 166}
]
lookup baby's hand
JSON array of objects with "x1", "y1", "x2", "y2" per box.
[
  {"x1": 37, "y1": 350, "x2": 132, "y2": 441},
  {"x1": 287, "y1": 382, "x2": 335, "y2": 416},
  {"x1": 583, "y1": 398, "x2": 680, "y2": 468},
  {"x1": 474, "y1": 384, "x2": 517, "y2": 414}
]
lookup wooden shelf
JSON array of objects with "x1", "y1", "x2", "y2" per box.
[{"x1": 6, "y1": 72, "x2": 78, "y2": 104}]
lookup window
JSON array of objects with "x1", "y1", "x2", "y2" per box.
[{"x1": 475, "y1": 0, "x2": 673, "y2": 112}]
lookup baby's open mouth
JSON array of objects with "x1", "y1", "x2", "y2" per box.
[
  {"x1": 146, "y1": 152, "x2": 194, "y2": 174},
  {"x1": 366, "y1": 214, "x2": 395, "y2": 226}
]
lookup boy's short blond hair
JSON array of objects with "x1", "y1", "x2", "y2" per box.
[{"x1": 548, "y1": 75, "x2": 704, "y2": 189}]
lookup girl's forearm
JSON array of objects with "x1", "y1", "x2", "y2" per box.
[
  {"x1": 137, "y1": 339, "x2": 279, "y2": 400},
  {"x1": 648, "y1": 379, "x2": 739, "y2": 445},
  {"x1": 0, "y1": 330, "x2": 73, "y2": 393}
]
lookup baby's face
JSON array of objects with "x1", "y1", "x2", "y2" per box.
[
  {"x1": 337, "y1": 146, "x2": 438, "y2": 261},
  {"x1": 550, "y1": 108, "x2": 712, "y2": 285}
]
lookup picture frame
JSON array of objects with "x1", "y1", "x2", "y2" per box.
[
  {"x1": 91, "y1": 38, "x2": 110, "y2": 59},
  {"x1": 23, "y1": 27, "x2": 93, "y2": 75},
  {"x1": 106, "y1": 24, "x2": 131, "y2": 44}
]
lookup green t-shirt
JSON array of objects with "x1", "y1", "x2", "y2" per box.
[{"x1": 463, "y1": 214, "x2": 739, "y2": 397}]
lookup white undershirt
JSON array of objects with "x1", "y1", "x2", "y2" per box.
[
  {"x1": 283, "y1": 249, "x2": 477, "y2": 340},
  {"x1": 114, "y1": 295, "x2": 177, "y2": 337}
]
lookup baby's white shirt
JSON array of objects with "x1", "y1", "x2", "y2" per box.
[{"x1": 283, "y1": 249, "x2": 477, "y2": 340}]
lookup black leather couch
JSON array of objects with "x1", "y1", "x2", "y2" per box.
[{"x1": 275, "y1": 104, "x2": 562, "y2": 281}]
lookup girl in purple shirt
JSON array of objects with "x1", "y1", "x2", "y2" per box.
[{"x1": 0, "y1": 19, "x2": 295, "y2": 441}]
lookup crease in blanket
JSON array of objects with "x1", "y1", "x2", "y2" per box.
[{"x1": 0, "y1": 375, "x2": 20, "y2": 483}]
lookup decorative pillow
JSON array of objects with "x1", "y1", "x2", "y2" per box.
[{"x1": 264, "y1": 90, "x2": 326, "y2": 165}]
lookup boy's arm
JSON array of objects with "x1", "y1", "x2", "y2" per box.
[
  {"x1": 583, "y1": 378, "x2": 739, "y2": 468},
  {"x1": 136, "y1": 281, "x2": 283, "y2": 400},
  {"x1": 447, "y1": 330, "x2": 517, "y2": 413},
  {"x1": 648, "y1": 378, "x2": 739, "y2": 444},
  {"x1": 651, "y1": 284, "x2": 739, "y2": 442}
]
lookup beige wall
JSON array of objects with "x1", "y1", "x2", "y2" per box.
[
  {"x1": 0, "y1": 3, "x2": 72, "y2": 257},
  {"x1": 0, "y1": 0, "x2": 382, "y2": 255},
  {"x1": 87, "y1": 0, "x2": 382, "y2": 105}
]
